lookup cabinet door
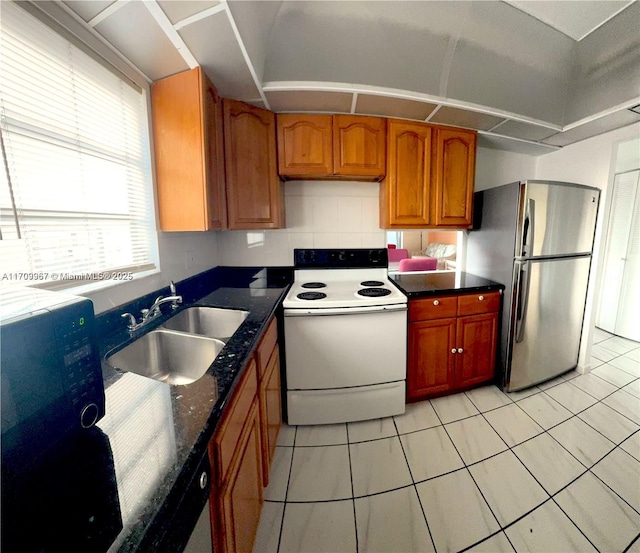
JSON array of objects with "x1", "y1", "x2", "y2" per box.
[
  {"x1": 224, "y1": 99, "x2": 284, "y2": 229},
  {"x1": 152, "y1": 67, "x2": 225, "y2": 231},
  {"x1": 408, "y1": 318, "x2": 456, "y2": 399},
  {"x1": 217, "y1": 399, "x2": 263, "y2": 553},
  {"x1": 260, "y1": 348, "x2": 281, "y2": 484},
  {"x1": 203, "y1": 75, "x2": 227, "y2": 230},
  {"x1": 433, "y1": 128, "x2": 476, "y2": 227},
  {"x1": 333, "y1": 115, "x2": 386, "y2": 179},
  {"x1": 454, "y1": 313, "x2": 498, "y2": 389},
  {"x1": 277, "y1": 114, "x2": 333, "y2": 177},
  {"x1": 381, "y1": 119, "x2": 432, "y2": 228}
]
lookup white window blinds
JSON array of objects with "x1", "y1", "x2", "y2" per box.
[{"x1": 0, "y1": 1, "x2": 156, "y2": 288}]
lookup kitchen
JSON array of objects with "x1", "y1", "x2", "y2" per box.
[{"x1": 1, "y1": 1, "x2": 639, "y2": 552}]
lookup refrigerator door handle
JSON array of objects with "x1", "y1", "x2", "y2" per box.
[
  {"x1": 522, "y1": 198, "x2": 536, "y2": 257},
  {"x1": 515, "y1": 260, "x2": 531, "y2": 343}
]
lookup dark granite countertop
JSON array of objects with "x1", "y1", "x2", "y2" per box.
[
  {"x1": 12, "y1": 267, "x2": 291, "y2": 553},
  {"x1": 389, "y1": 271, "x2": 504, "y2": 297}
]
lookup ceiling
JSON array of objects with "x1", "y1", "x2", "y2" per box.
[{"x1": 57, "y1": 0, "x2": 640, "y2": 156}]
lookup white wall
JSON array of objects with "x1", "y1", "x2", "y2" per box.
[
  {"x1": 474, "y1": 148, "x2": 537, "y2": 191},
  {"x1": 217, "y1": 181, "x2": 385, "y2": 266},
  {"x1": 83, "y1": 232, "x2": 219, "y2": 314},
  {"x1": 535, "y1": 121, "x2": 640, "y2": 372}
]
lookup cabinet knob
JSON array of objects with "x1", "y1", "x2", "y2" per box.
[
  {"x1": 199, "y1": 471, "x2": 208, "y2": 490},
  {"x1": 434, "y1": 300, "x2": 440, "y2": 306},
  {"x1": 478, "y1": 295, "x2": 484, "y2": 301},
  {"x1": 451, "y1": 348, "x2": 457, "y2": 354},
  {"x1": 458, "y1": 348, "x2": 464, "y2": 354}
]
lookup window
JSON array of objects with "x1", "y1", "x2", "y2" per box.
[{"x1": 0, "y1": 1, "x2": 156, "y2": 289}]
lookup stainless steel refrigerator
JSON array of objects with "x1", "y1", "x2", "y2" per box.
[{"x1": 466, "y1": 180, "x2": 600, "y2": 392}]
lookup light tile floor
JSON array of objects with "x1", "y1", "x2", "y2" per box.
[{"x1": 254, "y1": 328, "x2": 640, "y2": 553}]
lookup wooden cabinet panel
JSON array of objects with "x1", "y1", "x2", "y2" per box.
[
  {"x1": 457, "y1": 291, "x2": 500, "y2": 316},
  {"x1": 408, "y1": 291, "x2": 500, "y2": 400},
  {"x1": 434, "y1": 128, "x2": 476, "y2": 227},
  {"x1": 256, "y1": 318, "x2": 278, "y2": 380},
  {"x1": 381, "y1": 119, "x2": 432, "y2": 227},
  {"x1": 277, "y1": 114, "x2": 333, "y2": 177},
  {"x1": 216, "y1": 399, "x2": 263, "y2": 553},
  {"x1": 408, "y1": 318, "x2": 456, "y2": 399},
  {"x1": 152, "y1": 67, "x2": 226, "y2": 231},
  {"x1": 212, "y1": 358, "x2": 258, "y2": 485},
  {"x1": 260, "y1": 348, "x2": 281, "y2": 484},
  {"x1": 409, "y1": 295, "x2": 458, "y2": 322},
  {"x1": 455, "y1": 313, "x2": 498, "y2": 389},
  {"x1": 224, "y1": 99, "x2": 284, "y2": 230},
  {"x1": 333, "y1": 115, "x2": 386, "y2": 179}
]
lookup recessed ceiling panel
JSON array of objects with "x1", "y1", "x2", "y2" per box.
[
  {"x1": 429, "y1": 106, "x2": 504, "y2": 131},
  {"x1": 63, "y1": 1, "x2": 116, "y2": 23},
  {"x1": 355, "y1": 95, "x2": 437, "y2": 121},
  {"x1": 263, "y1": 1, "x2": 456, "y2": 96},
  {"x1": 226, "y1": 1, "x2": 282, "y2": 83},
  {"x1": 566, "y1": 1, "x2": 640, "y2": 124},
  {"x1": 157, "y1": 1, "x2": 220, "y2": 25},
  {"x1": 496, "y1": 120, "x2": 559, "y2": 141},
  {"x1": 478, "y1": 134, "x2": 559, "y2": 156},
  {"x1": 94, "y1": 2, "x2": 189, "y2": 81},
  {"x1": 266, "y1": 91, "x2": 352, "y2": 113},
  {"x1": 447, "y1": 2, "x2": 573, "y2": 124},
  {"x1": 504, "y1": 1, "x2": 631, "y2": 41},
  {"x1": 179, "y1": 11, "x2": 260, "y2": 101},
  {"x1": 542, "y1": 110, "x2": 640, "y2": 146}
]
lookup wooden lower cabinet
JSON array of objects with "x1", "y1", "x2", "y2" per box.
[
  {"x1": 216, "y1": 399, "x2": 263, "y2": 553},
  {"x1": 209, "y1": 318, "x2": 282, "y2": 553},
  {"x1": 408, "y1": 291, "x2": 500, "y2": 400}
]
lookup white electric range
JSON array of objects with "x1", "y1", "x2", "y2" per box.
[{"x1": 283, "y1": 249, "x2": 407, "y2": 425}]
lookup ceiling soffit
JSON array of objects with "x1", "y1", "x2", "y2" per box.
[{"x1": 57, "y1": 0, "x2": 640, "y2": 155}]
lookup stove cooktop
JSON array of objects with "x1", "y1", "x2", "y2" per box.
[{"x1": 284, "y1": 268, "x2": 407, "y2": 309}]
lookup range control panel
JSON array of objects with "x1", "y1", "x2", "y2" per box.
[{"x1": 294, "y1": 248, "x2": 388, "y2": 269}]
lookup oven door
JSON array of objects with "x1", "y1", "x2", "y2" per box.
[{"x1": 284, "y1": 304, "x2": 407, "y2": 389}]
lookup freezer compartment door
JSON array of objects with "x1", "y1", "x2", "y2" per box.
[
  {"x1": 507, "y1": 256, "x2": 591, "y2": 391},
  {"x1": 517, "y1": 181, "x2": 599, "y2": 258}
]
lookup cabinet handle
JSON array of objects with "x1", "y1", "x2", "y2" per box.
[
  {"x1": 434, "y1": 300, "x2": 440, "y2": 306},
  {"x1": 478, "y1": 295, "x2": 484, "y2": 301},
  {"x1": 451, "y1": 348, "x2": 457, "y2": 354},
  {"x1": 458, "y1": 348, "x2": 464, "y2": 354}
]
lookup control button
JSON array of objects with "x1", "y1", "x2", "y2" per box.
[{"x1": 80, "y1": 403, "x2": 99, "y2": 428}]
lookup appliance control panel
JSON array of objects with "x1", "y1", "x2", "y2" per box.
[
  {"x1": 54, "y1": 299, "x2": 105, "y2": 428},
  {"x1": 294, "y1": 248, "x2": 388, "y2": 268}
]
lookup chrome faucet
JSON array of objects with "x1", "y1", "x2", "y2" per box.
[{"x1": 122, "y1": 281, "x2": 182, "y2": 332}]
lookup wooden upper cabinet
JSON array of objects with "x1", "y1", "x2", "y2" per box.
[
  {"x1": 224, "y1": 99, "x2": 284, "y2": 230},
  {"x1": 380, "y1": 119, "x2": 432, "y2": 228},
  {"x1": 151, "y1": 67, "x2": 226, "y2": 231},
  {"x1": 277, "y1": 114, "x2": 333, "y2": 177},
  {"x1": 332, "y1": 115, "x2": 386, "y2": 179},
  {"x1": 276, "y1": 114, "x2": 386, "y2": 180},
  {"x1": 433, "y1": 127, "x2": 476, "y2": 227}
]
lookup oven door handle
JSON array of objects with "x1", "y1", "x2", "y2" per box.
[{"x1": 284, "y1": 304, "x2": 407, "y2": 316}]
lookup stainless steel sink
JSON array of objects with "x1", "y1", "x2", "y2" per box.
[
  {"x1": 161, "y1": 307, "x2": 249, "y2": 341},
  {"x1": 105, "y1": 329, "x2": 224, "y2": 385}
]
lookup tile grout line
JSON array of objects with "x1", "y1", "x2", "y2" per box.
[
  {"x1": 274, "y1": 426, "x2": 298, "y2": 553},
  {"x1": 344, "y1": 424, "x2": 359, "y2": 553},
  {"x1": 392, "y1": 416, "x2": 438, "y2": 553}
]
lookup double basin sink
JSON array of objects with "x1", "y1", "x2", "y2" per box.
[{"x1": 105, "y1": 307, "x2": 249, "y2": 385}]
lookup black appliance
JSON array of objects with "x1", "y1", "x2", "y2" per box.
[{"x1": 1, "y1": 288, "x2": 106, "y2": 474}]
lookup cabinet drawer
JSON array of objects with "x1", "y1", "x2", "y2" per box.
[
  {"x1": 457, "y1": 291, "x2": 500, "y2": 316},
  {"x1": 409, "y1": 296, "x2": 458, "y2": 321},
  {"x1": 213, "y1": 358, "x2": 258, "y2": 484},
  {"x1": 257, "y1": 317, "x2": 277, "y2": 379}
]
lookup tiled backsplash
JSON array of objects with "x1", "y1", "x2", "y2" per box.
[{"x1": 218, "y1": 181, "x2": 386, "y2": 266}]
